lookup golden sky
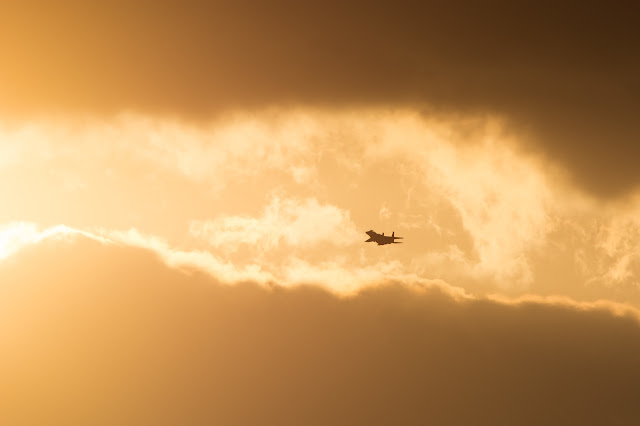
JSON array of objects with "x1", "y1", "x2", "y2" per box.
[{"x1": 2, "y1": 2, "x2": 640, "y2": 424}]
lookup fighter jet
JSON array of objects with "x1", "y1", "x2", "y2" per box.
[{"x1": 365, "y1": 230, "x2": 403, "y2": 245}]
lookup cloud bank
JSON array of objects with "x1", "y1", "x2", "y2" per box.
[
  {"x1": 1, "y1": 2, "x2": 639, "y2": 195},
  {"x1": 1, "y1": 234, "x2": 640, "y2": 425}
]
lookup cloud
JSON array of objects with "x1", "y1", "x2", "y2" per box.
[
  {"x1": 572, "y1": 204, "x2": 640, "y2": 288},
  {"x1": 4, "y1": 110, "x2": 640, "y2": 301},
  {"x1": 0, "y1": 112, "x2": 319, "y2": 190},
  {"x1": 190, "y1": 195, "x2": 360, "y2": 253},
  {"x1": 0, "y1": 222, "x2": 109, "y2": 260},
  {"x1": 123, "y1": 112, "x2": 320, "y2": 188},
  {"x1": 1, "y1": 234, "x2": 640, "y2": 425},
  {"x1": 105, "y1": 226, "x2": 437, "y2": 295},
  {"x1": 278, "y1": 256, "x2": 448, "y2": 296},
  {"x1": 2, "y1": 2, "x2": 639, "y2": 196},
  {"x1": 359, "y1": 112, "x2": 554, "y2": 288},
  {"x1": 378, "y1": 205, "x2": 391, "y2": 221},
  {"x1": 103, "y1": 227, "x2": 275, "y2": 285}
]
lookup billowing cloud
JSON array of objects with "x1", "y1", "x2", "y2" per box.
[
  {"x1": 4, "y1": 110, "x2": 640, "y2": 304},
  {"x1": 1, "y1": 2, "x2": 639, "y2": 195},
  {"x1": 359, "y1": 112, "x2": 554, "y2": 287},
  {"x1": 190, "y1": 195, "x2": 360, "y2": 253},
  {"x1": 1, "y1": 234, "x2": 640, "y2": 425},
  {"x1": 124, "y1": 112, "x2": 320, "y2": 189}
]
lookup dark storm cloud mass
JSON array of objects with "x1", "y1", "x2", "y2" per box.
[
  {"x1": 2, "y1": 235, "x2": 640, "y2": 425},
  {"x1": 1, "y1": 1, "x2": 639, "y2": 196}
]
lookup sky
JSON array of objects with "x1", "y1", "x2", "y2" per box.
[{"x1": 2, "y1": 2, "x2": 640, "y2": 424}]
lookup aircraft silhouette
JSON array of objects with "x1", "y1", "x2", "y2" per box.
[{"x1": 365, "y1": 230, "x2": 403, "y2": 245}]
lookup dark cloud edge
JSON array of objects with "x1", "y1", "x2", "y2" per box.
[
  {"x1": 2, "y1": 0, "x2": 640, "y2": 197},
  {"x1": 2, "y1": 233, "x2": 640, "y2": 425}
]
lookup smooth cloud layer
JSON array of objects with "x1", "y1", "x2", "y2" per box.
[
  {"x1": 1, "y1": 2, "x2": 639, "y2": 196},
  {"x1": 1, "y1": 235, "x2": 640, "y2": 425}
]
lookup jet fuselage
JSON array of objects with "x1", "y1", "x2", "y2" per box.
[{"x1": 365, "y1": 230, "x2": 403, "y2": 245}]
